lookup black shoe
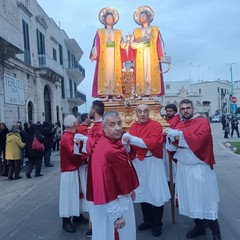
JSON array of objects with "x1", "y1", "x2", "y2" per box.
[
  {"x1": 186, "y1": 226, "x2": 206, "y2": 238},
  {"x1": 14, "y1": 176, "x2": 22, "y2": 180},
  {"x1": 8, "y1": 176, "x2": 14, "y2": 180},
  {"x1": 62, "y1": 222, "x2": 76, "y2": 233},
  {"x1": 138, "y1": 222, "x2": 152, "y2": 231},
  {"x1": 26, "y1": 173, "x2": 31, "y2": 178},
  {"x1": 45, "y1": 163, "x2": 54, "y2": 167},
  {"x1": 35, "y1": 174, "x2": 43, "y2": 177},
  {"x1": 85, "y1": 229, "x2": 92, "y2": 238},
  {"x1": 72, "y1": 214, "x2": 89, "y2": 224},
  {"x1": 152, "y1": 225, "x2": 162, "y2": 237}
]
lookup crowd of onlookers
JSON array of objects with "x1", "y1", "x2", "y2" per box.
[
  {"x1": 0, "y1": 121, "x2": 62, "y2": 180},
  {"x1": 221, "y1": 114, "x2": 240, "y2": 138}
]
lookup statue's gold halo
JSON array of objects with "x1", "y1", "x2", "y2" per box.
[
  {"x1": 98, "y1": 7, "x2": 119, "y2": 25},
  {"x1": 133, "y1": 6, "x2": 154, "y2": 25}
]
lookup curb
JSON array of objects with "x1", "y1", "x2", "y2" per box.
[{"x1": 224, "y1": 142, "x2": 238, "y2": 153}]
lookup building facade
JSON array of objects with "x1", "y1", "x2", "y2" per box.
[
  {"x1": 0, "y1": 0, "x2": 85, "y2": 127},
  {"x1": 159, "y1": 80, "x2": 232, "y2": 116},
  {"x1": 190, "y1": 80, "x2": 231, "y2": 116},
  {"x1": 159, "y1": 81, "x2": 202, "y2": 115}
]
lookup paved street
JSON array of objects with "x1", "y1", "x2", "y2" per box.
[{"x1": 0, "y1": 123, "x2": 240, "y2": 240}]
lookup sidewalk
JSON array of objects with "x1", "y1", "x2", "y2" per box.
[{"x1": 0, "y1": 151, "x2": 60, "y2": 213}]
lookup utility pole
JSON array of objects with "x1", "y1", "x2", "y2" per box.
[
  {"x1": 227, "y1": 63, "x2": 236, "y2": 96},
  {"x1": 189, "y1": 63, "x2": 192, "y2": 81},
  {"x1": 228, "y1": 63, "x2": 236, "y2": 114},
  {"x1": 207, "y1": 66, "x2": 211, "y2": 81}
]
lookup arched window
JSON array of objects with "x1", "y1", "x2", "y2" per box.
[{"x1": 27, "y1": 101, "x2": 34, "y2": 123}]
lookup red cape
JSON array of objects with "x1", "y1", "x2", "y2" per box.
[
  {"x1": 167, "y1": 115, "x2": 180, "y2": 128},
  {"x1": 60, "y1": 131, "x2": 84, "y2": 172},
  {"x1": 175, "y1": 118, "x2": 215, "y2": 168},
  {"x1": 77, "y1": 124, "x2": 90, "y2": 136},
  {"x1": 86, "y1": 133, "x2": 139, "y2": 204},
  {"x1": 87, "y1": 122, "x2": 103, "y2": 139},
  {"x1": 129, "y1": 119, "x2": 163, "y2": 160}
]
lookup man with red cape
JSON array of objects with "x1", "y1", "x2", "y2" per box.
[
  {"x1": 122, "y1": 103, "x2": 170, "y2": 237},
  {"x1": 78, "y1": 111, "x2": 139, "y2": 240},
  {"x1": 59, "y1": 115, "x2": 86, "y2": 233},
  {"x1": 74, "y1": 100, "x2": 105, "y2": 238},
  {"x1": 163, "y1": 103, "x2": 180, "y2": 184},
  {"x1": 164, "y1": 99, "x2": 222, "y2": 240}
]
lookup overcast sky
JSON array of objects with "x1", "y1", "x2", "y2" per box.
[{"x1": 37, "y1": 0, "x2": 240, "y2": 111}]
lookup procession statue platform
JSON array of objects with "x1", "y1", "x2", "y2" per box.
[{"x1": 104, "y1": 99, "x2": 169, "y2": 131}]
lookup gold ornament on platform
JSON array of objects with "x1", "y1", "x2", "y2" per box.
[{"x1": 120, "y1": 68, "x2": 148, "y2": 107}]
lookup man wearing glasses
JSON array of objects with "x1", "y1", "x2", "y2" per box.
[{"x1": 164, "y1": 99, "x2": 222, "y2": 240}]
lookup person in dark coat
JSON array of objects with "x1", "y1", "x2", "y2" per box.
[
  {"x1": 0, "y1": 123, "x2": 10, "y2": 176},
  {"x1": 41, "y1": 121, "x2": 56, "y2": 167},
  {"x1": 231, "y1": 117, "x2": 240, "y2": 137},
  {"x1": 19, "y1": 122, "x2": 29, "y2": 168},
  {"x1": 25, "y1": 124, "x2": 44, "y2": 178}
]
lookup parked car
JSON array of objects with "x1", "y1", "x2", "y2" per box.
[
  {"x1": 235, "y1": 114, "x2": 240, "y2": 120},
  {"x1": 211, "y1": 115, "x2": 221, "y2": 123}
]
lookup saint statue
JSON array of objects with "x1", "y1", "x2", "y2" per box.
[
  {"x1": 90, "y1": 7, "x2": 127, "y2": 98},
  {"x1": 129, "y1": 6, "x2": 165, "y2": 96}
]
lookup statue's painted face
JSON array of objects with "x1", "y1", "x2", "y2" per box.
[
  {"x1": 105, "y1": 14, "x2": 114, "y2": 27},
  {"x1": 139, "y1": 13, "x2": 149, "y2": 25}
]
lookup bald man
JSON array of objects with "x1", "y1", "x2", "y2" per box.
[{"x1": 122, "y1": 104, "x2": 170, "y2": 237}]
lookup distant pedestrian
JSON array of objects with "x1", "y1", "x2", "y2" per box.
[
  {"x1": 52, "y1": 122, "x2": 62, "y2": 151},
  {"x1": 6, "y1": 123, "x2": 25, "y2": 180},
  {"x1": 231, "y1": 117, "x2": 239, "y2": 137},
  {"x1": 25, "y1": 123, "x2": 44, "y2": 178},
  {"x1": 224, "y1": 121, "x2": 230, "y2": 138},
  {"x1": 19, "y1": 122, "x2": 29, "y2": 168},
  {"x1": 0, "y1": 123, "x2": 9, "y2": 176},
  {"x1": 221, "y1": 115, "x2": 226, "y2": 131},
  {"x1": 41, "y1": 121, "x2": 55, "y2": 167}
]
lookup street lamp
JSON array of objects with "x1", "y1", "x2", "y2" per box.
[
  {"x1": 227, "y1": 63, "x2": 236, "y2": 96},
  {"x1": 207, "y1": 66, "x2": 211, "y2": 81},
  {"x1": 228, "y1": 63, "x2": 236, "y2": 114}
]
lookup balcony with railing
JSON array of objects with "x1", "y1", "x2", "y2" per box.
[
  {"x1": 66, "y1": 60, "x2": 85, "y2": 84},
  {"x1": 67, "y1": 90, "x2": 86, "y2": 106},
  {"x1": 37, "y1": 54, "x2": 63, "y2": 82},
  {"x1": 0, "y1": 14, "x2": 24, "y2": 60}
]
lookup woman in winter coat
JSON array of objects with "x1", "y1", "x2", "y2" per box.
[
  {"x1": 5, "y1": 124, "x2": 25, "y2": 180},
  {"x1": 25, "y1": 124, "x2": 44, "y2": 178}
]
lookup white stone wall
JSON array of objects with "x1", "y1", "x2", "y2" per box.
[
  {"x1": 0, "y1": 0, "x2": 85, "y2": 127},
  {"x1": 0, "y1": 0, "x2": 24, "y2": 51},
  {"x1": 190, "y1": 80, "x2": 231, "y2": 115}
]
